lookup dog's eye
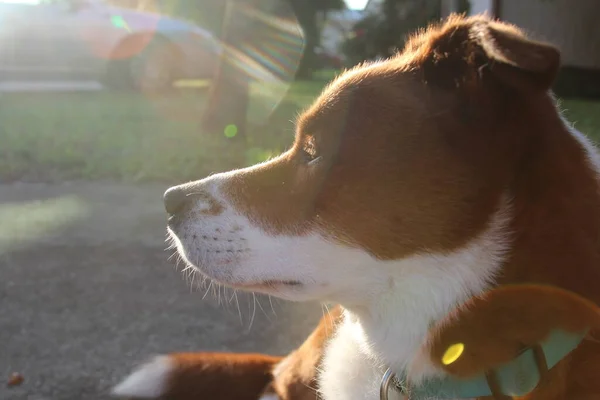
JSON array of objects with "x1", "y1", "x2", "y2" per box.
[
  {"x1": 301, "y1": 137, "x2": 321, "y2": 165},
  {"x1": 301, "y1": 148, "x2": 320, "y2": 164}
]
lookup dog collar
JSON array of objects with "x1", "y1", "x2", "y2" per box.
[{"x1": 380, "y1": 329, "x2": 587, "y2": 400}]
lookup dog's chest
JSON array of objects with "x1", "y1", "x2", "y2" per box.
[
  {"x1": 319, "y1": 318, "x2": 385, "y2": 400},
  {"x1": 318, "y1": 318, "x2": 467, "y2": 400},
  {"x1": 317, "y1": 199, "x2": 512, "y2": 400}
]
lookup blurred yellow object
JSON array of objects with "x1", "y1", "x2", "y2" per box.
[{"x1": 442, "y1": 343, "x2": 464, "y2": 365}]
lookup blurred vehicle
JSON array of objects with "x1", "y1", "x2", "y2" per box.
[{"x1": 0, "y1": 0, "x2": 222, "y2": 90}]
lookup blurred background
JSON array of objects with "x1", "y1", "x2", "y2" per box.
[{"x1": 1, "y1": 0, "x2": 599, "y2": 399}]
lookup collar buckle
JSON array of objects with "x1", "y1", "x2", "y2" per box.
[{"x1": 380, "y1": 368, "x2": 408, "y2": 400}]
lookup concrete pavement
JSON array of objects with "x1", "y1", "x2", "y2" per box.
[{"x1": 0, "y1": 182, "x2": 322, "y2": 400}]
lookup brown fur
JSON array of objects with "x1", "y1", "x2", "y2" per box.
[
  {"x1": 261, "y1": 306, "x2": 342, "y2": 400},
  {"x1": 219, "y1": 15, "x2": 563, "y2": 262},
  {"x1": 151, "y1": 307, "x2": 341, "y2": 400},
  {"x1": 158, "y1": 14, "x2": 600, "y2": 400},
  {"x1": 159, "y1": 352, "x2": 280, "y2": 400}
]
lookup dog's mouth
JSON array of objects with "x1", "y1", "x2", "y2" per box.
[
  {"x1": 232, "y1": 279, "x2": 304, "y2": 290},
  {"x1": 166, "y1": 227, "x2": 306, "y2": 293}
]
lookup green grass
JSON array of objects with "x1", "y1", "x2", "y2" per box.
[
  {"x1": 559, "y1": 99, "x2": 600, "y2": 141},
  {"x1": 1, "y1": 74, "x2": 599, "y2": 183},
  {"x1": 0, "y1": 78, "x2": 323, "y2": 182}
]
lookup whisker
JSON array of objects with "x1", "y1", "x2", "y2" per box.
[
  {"x1": 268, "y1": 295, "x2": 277, "y2": 317},
  {"x1": 248, "y1": 293, "x2": 257, "y2": 332},
  {"x1": 322, "y1": 304, "x2": 333, "y2": 335},
  {"x1": 234, "y1": 290, "x2": 243, "y2": 325},
  {"x1": 190, "y1": 269, "x2": 199, "y2": 292},
  {"x1": 202, "y1": 281, "x2": 214, "y2": 300},
  {"x1": 211, "y1": 282, "x2": 218, "y2": 301},
  {"x1": 256, "y1": 296, "x2": 271, "y2": 322}
]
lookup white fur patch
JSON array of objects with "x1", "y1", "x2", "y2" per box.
[
  {"x1": 112, "y1": 356, "x2": 174, "y2": 398},
  {"x1": 319, "y1": 197, "x2": 512, "y2": 400}
]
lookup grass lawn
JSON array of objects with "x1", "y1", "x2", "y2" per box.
[
  {"x1": 1, "y1": 72, "x2": 599, "y2": 183},
  {"x1": 558, "y1": 99, "x2": 600, "y2": 140},
  {"x1": 0, "y1": 75, "x2": 331, "y2": 182}
]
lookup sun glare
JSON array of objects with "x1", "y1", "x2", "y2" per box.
[
  {"x1": 1, "y1": 0, "x2": 42, "y2": 4},
  {"x1": 345, "y1": 0, "x2": 369, "y2": 10}
]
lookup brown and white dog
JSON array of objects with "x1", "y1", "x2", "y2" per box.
[{"x1": 114, "y1": 14, "x2": 600, "y2": 400}]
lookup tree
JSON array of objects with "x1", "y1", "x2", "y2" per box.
[
  {"x1": 288, "y1": 0, "x2": 345, "y2": 79},
  {"x1": 342, "y1": 0, "x2": 469, "y2": 66},
  {"x1": 110, "y1": 0, "x2": 345, "y2": 138}
]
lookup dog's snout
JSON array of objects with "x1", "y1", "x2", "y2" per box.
[
  {"x1": 164, "y1": 186, "x2": 188, "y2": 215},
  {"x1": 164, "y1": 183, "x2": 224, "y2": 217}
]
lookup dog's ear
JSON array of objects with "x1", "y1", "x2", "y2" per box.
[
  {"x1": 416, "y1": 15, "x2": 560, "y2": 94},
  {"x1": 473, "y1": 20, "x2": 560, "y2": 92}
]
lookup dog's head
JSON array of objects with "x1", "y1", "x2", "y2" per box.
[{"x1": 165, "y1": 15, "x2": 560, "y2": 304}]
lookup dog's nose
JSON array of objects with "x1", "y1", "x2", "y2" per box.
[{"x1": 164, "y1": 186, "x2": 188, "y2": 215}]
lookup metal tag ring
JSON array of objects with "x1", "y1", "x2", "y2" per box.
[{"x1": 380, "y1": 368, "x2": 408, "y2": 400}]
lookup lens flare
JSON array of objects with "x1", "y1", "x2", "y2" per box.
[{"x1": 224, "y1": 124, "x2": 238, "y2": 138}]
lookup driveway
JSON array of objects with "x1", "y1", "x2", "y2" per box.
[{"x1": 0, "y1": 182, "x2": 321, "y2": 400}]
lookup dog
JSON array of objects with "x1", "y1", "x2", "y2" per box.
[{"x1": 114, "y1": 13, "x2": 600, "y2": 400}]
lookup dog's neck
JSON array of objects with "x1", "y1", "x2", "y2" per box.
[
  {"x1": 319, "y1": 200, "x2": 512, "y2": 400},
  {"x1": 338, "y1": 196, "x2": 513, "y2": 383}
]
